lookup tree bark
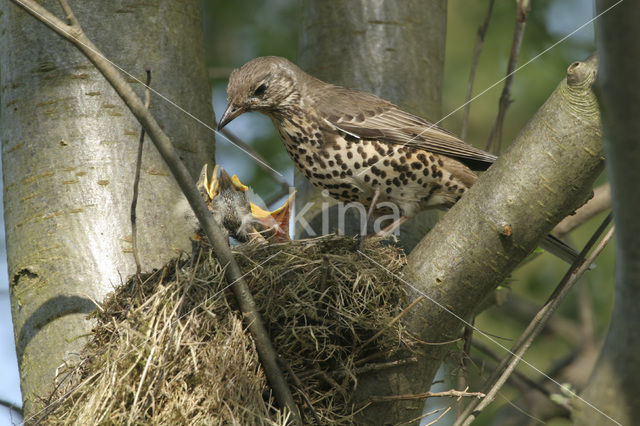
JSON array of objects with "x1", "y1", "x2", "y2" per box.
[
  {"x1": 575, "y1": 1, "x2": 640, "y2": 424},
  {"x1": 0, "y1": 0, "x2": 213, "y2": 417},
  {"x1": 297, "y1": 0, "x2": 447, "y2": 249},
  {"x1": 356, "y1": 56, "x2": 603, "y2": 424}
]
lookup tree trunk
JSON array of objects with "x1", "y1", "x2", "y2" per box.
[
  {"x1": 297, "y1": 0, "x2": 446, "y2": 249},
  {"x1": 574, "y1": 1, "x2": 640, "y2": 424},
  {"x1": 0, "y1": 0, "x2": 214, "y2": 417}
]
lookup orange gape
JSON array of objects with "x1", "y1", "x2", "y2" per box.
[{"x1": 197, "y1": 164, "x2": 294, "y2": 243}]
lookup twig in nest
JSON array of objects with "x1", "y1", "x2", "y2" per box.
[
  {"x1": 11, "y1": 0, "x2": 301, "y2": 423},
  {"x1": 331, "y1": 357, "x2": 419, "y2": 380},
  {"x1": 358, "y1": 295, "x2": 424, "y2": 350},
  {"x1": 351, "y1": 357, "x2": 419, "y2": 376},
  {"x1": 460, "y1": 0, "x2": 495, "y2": 140},
  {"x1": 486, "y1": 0, "x2": 530, "y2": 153},
  {"x1": 279, "y1": 357, "x2": 322, "y2": 426},
  {"x1": 131, "y1": 69, "x2": 151, "y2": 281},
  {"x1": 149, "y1": 247, "x2": 205, "y2": 407},
  {"x1": 128, "y1": 346, "x2": 156, "y2": 425},
  {"x1": 361, "y1": 387, "x2": 485, "y2": 409}
]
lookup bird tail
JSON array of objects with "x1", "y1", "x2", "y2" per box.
[{"x1": 540, "y1": 234, "x2": 581, "y2": 265}]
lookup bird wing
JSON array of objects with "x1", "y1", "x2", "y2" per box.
[{"x1": 315, "y1": 86, "x2": 497, "y2": 170}]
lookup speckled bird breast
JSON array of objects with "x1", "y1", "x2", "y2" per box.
[{"x1": 271, "y1": 114, "x2": 472, "y2": 218}]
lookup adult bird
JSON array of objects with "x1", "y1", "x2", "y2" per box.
[{"x1": 217, "y1": 56, "x2": 576, "y2": 263}]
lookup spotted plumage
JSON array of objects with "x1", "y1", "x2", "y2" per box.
[
  {"x1": 218, "y1": 56, "x2": 496, "y2": 219},
  {"x1": 218, "y1": 56, "x2": 577, "y2": 262}
]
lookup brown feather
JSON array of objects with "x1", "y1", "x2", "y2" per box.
[{"x1": 312, "y1": 86, "x2": 497, "y2": 171}]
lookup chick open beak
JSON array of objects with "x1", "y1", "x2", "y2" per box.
[{"x1": 217, "y1": 103, "x2": 244, "y2": 130}]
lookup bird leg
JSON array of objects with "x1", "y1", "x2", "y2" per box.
[
  {"x1": 360, "y1": 186, "x2": 381, "y2": 250},
  {"x1": 365, "y1": 186, "x2": 382, "y2": 235},
  {"x1": 377, "y1": 216, "x2": 408, "y2": 237}
]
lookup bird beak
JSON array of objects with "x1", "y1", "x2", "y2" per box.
[{"x1": 218, "y1": 103, "x2": 244, "y2": 130}]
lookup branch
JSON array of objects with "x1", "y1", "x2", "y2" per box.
[
  {"x1": 456, "y1": 215, "x2": 614, "y2": 425},
  {"x1": 456, "y1": 215, "x2": 613, "y2": 426},
  {"x1": 486, "y1": 0, "x2": 530, "y2": 153},
  {"x1": 0, "y1": 398, "x2": 23, "y2": 417},
  {"x1": 460, "y1": 0, "x2": 495, "y2": 140},
  {"x1": 352, "y1": 55, "x2": 602, "y2": 420},
  {"x1": 470, "y1": 342, "x2": 551, "y2": 398},
  {"x1": 405, "y1": 53, "x2": 601, "y2": 343},
  {"x1": 553, "y1": 183, "x2": 611, "y2": 237},
  {"x1": 10, "y1": 0, "x2": 300, "y2": 422},
  {"x1": 131, "y1": 69, "x2": 151, "y2": 280},
  {"x1": 500, "y1": 294, "x2": 583, "y2": 347},
  {"x1": 410, "y1": 54, "x2": 601, "y2": 324}
]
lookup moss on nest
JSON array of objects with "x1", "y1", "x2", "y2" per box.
[{"x1": 40, "y1": 235, "x2": 415, "y2": 425}]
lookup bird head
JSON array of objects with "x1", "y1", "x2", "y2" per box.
[
  {"x1": 197, "y1": 164, "x2": 295, "y2": 243},
  {"x1": 218, "y1": 56, "x2": 300, "y2": 130}
]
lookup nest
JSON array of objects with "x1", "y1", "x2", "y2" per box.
[{"x1": 40, "y1": 235, "x2": 415, "y2": 425}]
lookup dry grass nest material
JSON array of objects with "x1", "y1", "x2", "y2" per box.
[{"x1": 40, "y1": 234, "x2": 417, "y2": 425}]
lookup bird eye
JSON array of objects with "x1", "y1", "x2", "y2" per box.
[{"x1": 253, "y1": 83, "x2": 267, "y2": 97}]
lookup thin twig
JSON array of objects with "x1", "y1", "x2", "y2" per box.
[
  {"x1": 577, "y1": 277, "x2": 595, "y2": 343},
  {"x1": 127, "y1": 345, "x2": 156, "y2": 425},
  {"x1": 279, "y1": 357, "x2": 322, "y2": 426},
  {"x1": 11, "y1": 0, "x2": 301, "y2": 423},
  {"x1": 460, "y1": 0, "x2": 495, "y2": 140},
  {"x1": 486, "y1": 0, "x2": 530, "y2": 153},
  {"x1": 348, "y1": 357, "x2": 419, "y2": 377},
  {"x1": 358, "y1": 295, "x2": 424, "y2": 350},
  {"x1": 131, "y1": 69, "x2": 151, "y2": 280},
  {"x1": 456, "y1": 213, "x2": 614, "y2": 426},
  {"x1": 554, "y1": 183, "x2": 611, "y2": 237},
  {"x1": 151, "y1": 247, "x2": 204, "y2": 405},
  {"x1": 424, "y1": 405, "x2": 453, "y2": 426},
  {"x1": 457, "y1": 317, "x2": 474, "y2": 417},
  {"x1": 500, "y1": 294, "x2": 583, "y2": 346},
  {"x1": 0, "y1": 399, "x2": 23, "y2": 417},
  {"x1": 364, "y1": 388, "x2": 485, "y2": 406},
  {"x1": 470, "y1": 341, "x2": 551, "y2": 398},
  {"x1": 57, "y1": 0, "x2": 78, "y2": 27}
]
